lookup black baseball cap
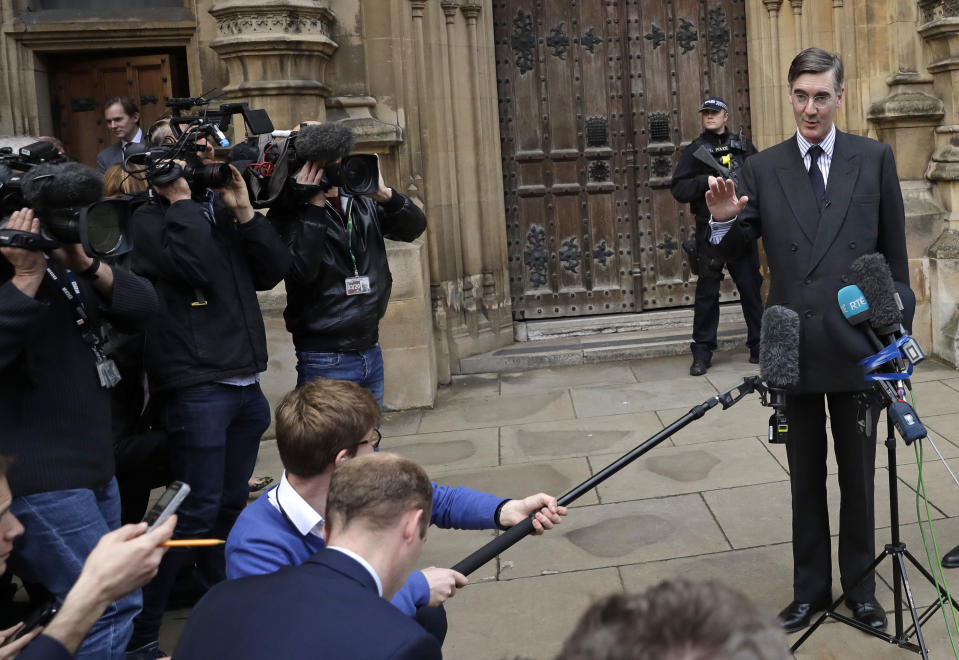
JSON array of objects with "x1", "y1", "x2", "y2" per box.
[{"x1": 699, "y1": 97, "x2": 729, "y2": 113}]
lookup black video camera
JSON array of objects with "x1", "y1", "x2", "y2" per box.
[
  {"x1": 0, "y1": 142, "x2": 134, "y2": 258},
  {"x1": 126, "y1": 97, "x2": 274, "y2": 192},
  {"x1": 243, "y1": 123, "x2": 379, "y2": 209}
]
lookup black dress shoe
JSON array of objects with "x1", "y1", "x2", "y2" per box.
[
  {"x1": 778, "y1": 596, "x2": 831, "y2": 633},
  {"x1": 942, "y1": 544, "x2": 959, "y2": 568},
  {"x1": 845, "y1": 597, "x2": 887, "y2": 631},
  {"x1": 690, "y1": 359, "x2": 710, "y2": 376}
]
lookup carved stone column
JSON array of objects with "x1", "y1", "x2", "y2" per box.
[
  {"x1": 918, "y1": 0, "x2": 959, "y2": 364},
  {"x1": 208, "y1": 1, "x2": 337, "y2": 132},
  {"x1": 763, "y1": 0, "x2": 785, "y2": 139},
  {"x1": 789, "y1": 0, "x2": 803, "y2": 49}
]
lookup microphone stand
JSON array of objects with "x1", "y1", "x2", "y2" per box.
[
  {"x1": 791, "y1": 368, "x2": 957, "y2": 658},
  {"x1": 450, "y1": 376, "x2": 770, "y2": 576}
]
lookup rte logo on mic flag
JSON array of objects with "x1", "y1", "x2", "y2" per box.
[{"x1": 838, "y1": 285, "x2": 871, "y2": 326}]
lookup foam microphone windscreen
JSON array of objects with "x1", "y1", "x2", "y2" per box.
[
  {"x1": 294, "y1": 123, "x2": 355, "y2": 163},
  {"x1": 759, "y1": 305, "x2": 800, "y2": 387},
  {"x1": 848, "y1": 253, "x2": 901, "y2": 328},
  {"x1": 21, "y1": 162, "x2": 103, "y2": 212}
]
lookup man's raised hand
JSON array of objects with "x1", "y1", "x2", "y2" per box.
[{"x1": 704, "y1": 175, "x2": 748, "y2": 221}]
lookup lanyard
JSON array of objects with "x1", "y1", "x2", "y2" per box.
[
  {"x1": 331, "y1": 197, "x2": 360, "y2": 277},
  {"x1": 346, "y1": 213, "x2": 359, "y2": 277},
  {"x1": 46, "y1": 265, "x2": 103, "y2": 352}
]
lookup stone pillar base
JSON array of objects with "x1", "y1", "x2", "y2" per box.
[{"x1": 929, "y1": 230, "x2": 959, "y2": 366}]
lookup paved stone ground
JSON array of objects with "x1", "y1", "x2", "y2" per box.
[{"x1": 161, "y1": 350, "x2": 959, "y2": 659}]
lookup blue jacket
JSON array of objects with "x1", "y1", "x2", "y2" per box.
[
  {"x1": 225, "y1": 482, "x2": 504, "y2": 614},
  {"x1": 176, "y1": 548, "x2": 442, "y2": 659}
]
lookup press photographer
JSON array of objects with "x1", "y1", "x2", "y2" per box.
[
  {"x1": 266, "y1": 121, "x2": 426, "y2": 405},
  {"x1": 124, "y1": 103, "x2": 290, "y2": 658},
  {"x1": 0, "y1": 154, "x2": 158, "y2": 660}
]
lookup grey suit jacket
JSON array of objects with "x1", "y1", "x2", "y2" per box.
[
  {"x1": 97, "y1": 141, "x2": 124, "y2": 174},
  {"x1": 716, "y1": 130, "x2": 909, "y2": 393}
]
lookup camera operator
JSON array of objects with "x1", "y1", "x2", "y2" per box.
[
  {"x1": 0, "y1": 160, "x2": 159, "y2": 660},
  {"x1": 269, "y1": 122, "x2": 426, "y2": 405},
  {"x1": 125, "y1": 142, "x2": 291, "y2": 657}
]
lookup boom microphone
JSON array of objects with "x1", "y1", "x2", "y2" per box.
[{"x1": 758, "y1": 305, "x2": 800, "y2": 443}]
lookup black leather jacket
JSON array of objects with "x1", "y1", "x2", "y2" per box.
[{"x1": 269, "y1": 190, "x2": 427, "y2": 351}]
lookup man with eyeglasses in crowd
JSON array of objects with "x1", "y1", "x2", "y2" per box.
[
  {"x1": 224, "y1": 378, "x2": 567, "y2": 644},
  {"x1": 705, "y1": 47, "x2": 909, "y2": 634}
]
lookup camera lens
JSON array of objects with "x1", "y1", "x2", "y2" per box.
[
  {"x1": 192, "y1": 163, "x2": 232, "y2": 189},
  {"x1": 339, "y1": 155, "x2": 379, "y2": 196},
  {"x1": 85, "y1": 202, "x2": 123, "y2": 255}
]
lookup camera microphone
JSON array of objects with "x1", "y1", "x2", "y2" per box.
[
  {"x1": 211, "y1": 125, "x2": 230, "y2": 148},
  {"x1": 294, "y1": 123, "x2": 355, "y2": 164},
  {"x1": 758, "y1": 305, "x2": 800, "y2": 443},
  {"x1": 21, "y1": 162, "x2": 103, "y2": 211}
]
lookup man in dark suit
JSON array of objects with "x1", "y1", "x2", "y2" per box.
[
  {"x1": 706, "y1": 48, "x2": 909, "y2": 634},
  {"x1": 96, "y1": 96, "x2": 142, "y2": 174},
  {"x1": 174, "y1": 453, "x2": 442, "y2": 659}
]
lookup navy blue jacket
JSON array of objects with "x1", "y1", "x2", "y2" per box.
[{"x1": 175, "y1": 547, "x2": 442, "y2": 659}]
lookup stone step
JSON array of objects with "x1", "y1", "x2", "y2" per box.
[{"x1": 459, "y1": 304, "x2": 751, "y2": 374}]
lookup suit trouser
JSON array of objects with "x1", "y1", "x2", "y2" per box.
[
  {"x1": 784, "y1": 391, "x2": 881, "y2": 603},
  {"x1": 690, "y1": 226, "x2": 763, "y2": 360}
]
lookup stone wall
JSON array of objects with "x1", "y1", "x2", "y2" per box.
[{"x1": 745, "y1": 0, "x2": 951, "y2": 364}]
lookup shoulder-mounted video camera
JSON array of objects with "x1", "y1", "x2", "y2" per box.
[
  {"x1": 125, "y1": 96, "x2": 274, "y2": 193},
  {"x1": 0, "y1": 142, "x2": 134, "y2": 258},
  {"x1": 242, "y1": 122, "x2": 379, "y2": 209}
]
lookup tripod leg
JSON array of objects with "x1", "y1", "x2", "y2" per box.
[
  {"x1": 895, "y1": 553, "x2": 931, "y2": 660},
  {"x1": 903, "y1": 549, "x2": 959, "y2": 612}
]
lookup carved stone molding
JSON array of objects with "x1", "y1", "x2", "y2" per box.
[
  {"x1": 867, "y1": 91, "x2": 944, "y2": 126},
  {"x1": 441, "y1": 1, "x2": 459, "y2": 23},
  {"x1": 460, "y1": 3, "x2": 481, "y2": 22},
  {"x1": 208, "y1": 1, "x2": 337, "y2": 127},
  {"x1": 762, "y1": 0, "x2": 784, "y2": 16},
  {"x1": 325, "y1": 96, "x2": 402, "y2": 151}
]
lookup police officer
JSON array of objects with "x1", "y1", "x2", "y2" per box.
[{"x1": 671, "y1": 97, "x2": 763, "y2": 376}]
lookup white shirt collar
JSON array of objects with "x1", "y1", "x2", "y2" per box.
[
  {"x1": 326, "y1": 546, "x2": 384, "y2": 597},
  {"x1": 795, "y1": 123, "x2": 836, "y2": 160},
  {"x1": 124, "y1": 127, "x2": 143, "y2": 147},
  {"x1": 267, "y1": 471, "x2": 325, "y2": 538}
]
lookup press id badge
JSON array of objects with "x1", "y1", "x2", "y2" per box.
[
  {"x1": 95, "y1": 354, "x2": 122, "y2": 389},
  {"x1": 345, "y1": 276, "x2": 371, "y2": 296}
]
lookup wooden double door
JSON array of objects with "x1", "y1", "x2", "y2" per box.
[
  {"x1": 49, "y1": 52, "x2": 185, "y2": 168},
  {"x1": 495, "y1": 0, "x2": 752, "y2": 319}
]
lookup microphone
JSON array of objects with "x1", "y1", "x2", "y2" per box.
[
  {"x1": 837, "y1": 284, "x2": 885, "y2": 354},
  {"x1": 211, "y1": 125, "x2": 230, "y2": 148},
  {"x1": 20, "y1": 162, "x2": 103, "y2": 212},
  {"x1": 758, "y1": 305, "x2": 800, "y2": 443},
  {"x1": 294, "y1": 123, "x2": 355, "y2": 163},
  {"x1": 848, "y1": 253, "x2": 924, "y2": 369}
]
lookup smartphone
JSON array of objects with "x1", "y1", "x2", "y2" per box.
[
  {"x1": 142, "y1": 481, "x2": 190, "y2": 532},
  {"x1": 2, "y1": 601, "x2": 58, "y2": 646}
]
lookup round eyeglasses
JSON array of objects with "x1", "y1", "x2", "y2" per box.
[{"x1": 790, "y1": 91, "x2": 834, "y2": 111}]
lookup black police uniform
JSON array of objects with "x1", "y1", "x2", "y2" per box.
[{"x1": 671, "y1": 128, "x2": 763, "y2": 367}]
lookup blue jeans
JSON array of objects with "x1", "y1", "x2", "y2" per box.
[
  {"x1": 296, "y1": 345, "x2": 385, "y2": 407},
  {"x1": 130, "y1": 381, "x2": 270, "y2": 648},
  {"x1": 11, "y1": 479, "x2": 141, "y2": 660}
]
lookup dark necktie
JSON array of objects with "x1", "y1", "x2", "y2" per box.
[{"x1": 807, "y1": 145, "x2": 826, "y2": 212}]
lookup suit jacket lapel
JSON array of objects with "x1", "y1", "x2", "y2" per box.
[
  {"x1": 806, "y1": 131, "x2": 860, "y2": 276},
  {"x1": 774, "y1": 143, "x2": 819, "y2": 245}
]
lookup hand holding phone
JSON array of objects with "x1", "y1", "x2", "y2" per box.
[
  {"x1": 142, "y1": 481, "x2": 190, "y2": 532},
  {"x1": 0, "y1": 601, "x2": 57, "y2": 649}
]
